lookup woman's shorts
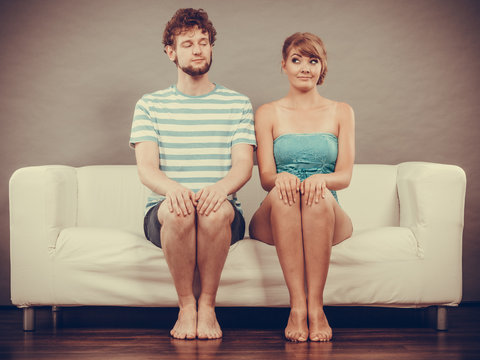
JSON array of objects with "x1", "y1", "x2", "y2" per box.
[{"x1": 143, "y1": 199, "x2": 245, "y2": 249}]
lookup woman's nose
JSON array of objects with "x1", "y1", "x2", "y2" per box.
[{"x1": 301, "y1": 65, "x2": 310, "y2": 73}]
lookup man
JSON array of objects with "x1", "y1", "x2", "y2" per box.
[{"x1": 129, "y1": 8, "x2": 256, "y2": 340}]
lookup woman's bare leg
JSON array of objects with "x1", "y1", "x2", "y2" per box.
[
  {"x1": 250, "y1": 189, "x2": 308, "y2": 342},
  {"x1": 301, "y1": 191, "x2": 353, "y2": 341}
]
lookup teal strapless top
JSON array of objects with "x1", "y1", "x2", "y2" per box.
[{"x1": 273, "y1": 132, "x2": 338, "y2": 202}]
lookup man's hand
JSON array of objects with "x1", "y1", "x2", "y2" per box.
[
  {"x1": 165, "y1": 185, "x2": 197, "y2": 216},
  {"x1": 195, "y1": 184, "x2": 228, "y2": 216}
]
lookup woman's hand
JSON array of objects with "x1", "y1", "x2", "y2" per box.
[
  {"x1": 275, "y1": 172, "x2": 300, "y2": 205},
  {"x1": 301, "y1": 174, "x2": 327, "y2": 206}
]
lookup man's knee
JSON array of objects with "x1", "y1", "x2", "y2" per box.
[
  {"x1": 159, "y1": 204, "x2": 195, "y2": 232},
  {"x1": 197, "y1": 201, "x2": 234, "y2": 231}
]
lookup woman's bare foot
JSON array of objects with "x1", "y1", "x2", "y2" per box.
[
  {"x1": 308, "y1": 307, "x2": 332, "y2": 342},
  {"x1": 285, "y1": 307, "x2": 308, "y2": 342},
  {"x1": 197, "y1": 303, "x2": 222, "y2": 340},
  {"x1": 170, "y1": 303, "x2": 197, "y2": 340}
]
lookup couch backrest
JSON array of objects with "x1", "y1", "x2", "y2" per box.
[
  {"x1": 76, "y1": 166, "x2": 148, "y2": 235},
  {"x1": 338, "y1": 164, "x2": 399, "y2": 230},
  {"x1": 75, "y1": 164, "x2": 400, "y2": 235}
]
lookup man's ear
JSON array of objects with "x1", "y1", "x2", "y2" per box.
[{"x1": 165, "y1": 45, "x2": 176, "y2": 62}]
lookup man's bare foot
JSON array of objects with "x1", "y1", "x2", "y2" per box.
[
  {"x1": 308, "y1": 307, "x2": 332, "y2": 342},
  {"x1": 197, "y1": 303, "x2": 222, "y2": 340},
  {"x1": 285, "y1": 307, "x2": 308, "y2": 342},
  {"x1": 170, "y1": 303, "x2": 197, "y2": 340}
]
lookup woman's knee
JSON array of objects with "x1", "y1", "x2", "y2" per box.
[
  {"x1": 269, "y1": 187, "x2": 301, "y2": 214},
  {"x1": 301, "y1": 192, "x2": 335, "y2": 222}
]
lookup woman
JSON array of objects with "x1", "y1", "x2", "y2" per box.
[{"x1": 249, "y1": 32, "x2": 355, "y2": 342}]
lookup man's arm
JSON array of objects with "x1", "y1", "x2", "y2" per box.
[
  {"x1": 135, "y1": 141, "x2": 196, "y2": 216},
  {"x1": 195, "y1": 143, "x2": 254, "y2": 215}
]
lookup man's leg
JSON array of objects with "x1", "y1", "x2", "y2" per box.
[
  {"x1": 157, "y1": 201, "x2": 197, "y2": 340},
  {"x1": 196, "y1": 201, "x2": 235, "y2": 339}
]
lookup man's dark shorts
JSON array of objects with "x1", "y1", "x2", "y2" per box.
[{"x1": 143, "y1": 199, "x2": 245, "y2": 249}]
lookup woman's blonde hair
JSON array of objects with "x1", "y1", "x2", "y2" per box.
[{"x1": 282, "y1": 32, "x2": 328, "y2": 85}]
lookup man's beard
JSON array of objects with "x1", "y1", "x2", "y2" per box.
[{"x1": 178, "y1": 54, "x2": 213, "y2": 77}]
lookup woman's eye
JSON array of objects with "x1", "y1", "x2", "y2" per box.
[
  {"x1": 310, "y1": 59, "x2": 319, "y2": 64},
  {"x1": 292, "y1": 58, "x2": 300, "y2": 63}
]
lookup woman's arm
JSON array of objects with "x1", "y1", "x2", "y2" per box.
[
  {"x1": 255, "y1": 103, "x2": 277, "y2": 192},
  {"x1": 300, "y1": 102, "x2": 355, "y2": 204},
  {"x1": 329, "y1": 101, "x2": 356, "y2": 189},
  {"x1": 255, "y1": 103, "x2": 300, "y2": 205}
]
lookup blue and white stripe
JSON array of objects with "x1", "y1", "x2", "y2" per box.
[{"x1": 130, "y1": 84, "x2": 256, "y2": 213}]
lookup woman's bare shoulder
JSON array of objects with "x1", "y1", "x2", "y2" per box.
[
  {"x1": 255, "y1": 101, "x2": 280, "y2": 128},
  {"x1": 334, "y1": 101, "x2": 355, "y2": 125},
  {"x1": 256, "y1": 101, "x2": 278, "y2": 116}
]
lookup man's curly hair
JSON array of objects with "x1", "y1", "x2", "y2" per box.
[{"x1": 163, "y1": 8, "x2": 217, "y2": 51}]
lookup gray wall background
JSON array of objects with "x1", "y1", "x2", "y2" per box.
[{"x1": 1, "y1": 0, "x2": 479, "y2": 305}]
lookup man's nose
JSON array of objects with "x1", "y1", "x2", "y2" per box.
[{"x1": 192, "y1": 44, "x2": 201, "y2": 54}]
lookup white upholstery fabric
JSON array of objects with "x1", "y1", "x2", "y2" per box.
[{"x1": 10, "y1": 162, "x2": 466, "y2": 308}]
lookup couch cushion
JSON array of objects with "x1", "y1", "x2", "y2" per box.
[
  {"x1": 52, "y1": 227, "x2": 178, "y2": 306},
  {"x1": 331, "y1": 227, "x2": 423, "y2": 265}
]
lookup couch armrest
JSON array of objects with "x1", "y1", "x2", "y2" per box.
[
  {"x1": 9, "y1": 165, "x2": 77, "y2": 306},
  {"x1": 397, "y1": 162, "x2": 466, "y2": 256},
  {"x1": 397, "y1": 162, "x2": 466, "y2": 304}
]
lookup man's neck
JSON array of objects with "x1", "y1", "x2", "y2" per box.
[{"x1": 176, "y1": 71, "x2": 215, "y2": 96}]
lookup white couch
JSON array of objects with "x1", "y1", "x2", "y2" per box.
[{"x1": 9, "y1": 162, "x2": 466, "y2": 331}]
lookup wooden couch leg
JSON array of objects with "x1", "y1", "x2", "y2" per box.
[
  {"x1": 436, "y1": 306, "x2": 448, "y2": 331},
  {"x1": 23, "y1": 307, "x2": 35, "y2": 332}
]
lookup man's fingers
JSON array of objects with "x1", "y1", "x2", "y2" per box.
[
  {"x1": 172, "y1": 196, "x2": 182, "y2": 216},
  {"x1": 166, "y1": 196, "x2": 174, "y2": 213},
  {"x1": 182, "y1": 192, "x2": 193, "y2": 214},
  {"x1": 198, "y1": 190, "x2": 215, "y2": 214},
  {"x1": 212, "y1": 197, "x2": 226, "y2": 212},
  {"x1": 177, "y1": 196, "x2": 189, "y2": 216},
  {"x1": 203, "y1": 197, "x2": 217, "y2": 215}
]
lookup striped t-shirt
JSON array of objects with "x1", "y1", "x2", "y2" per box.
[{"x1": 129, "y1": 84, "x2": 256, "y2": 214}]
